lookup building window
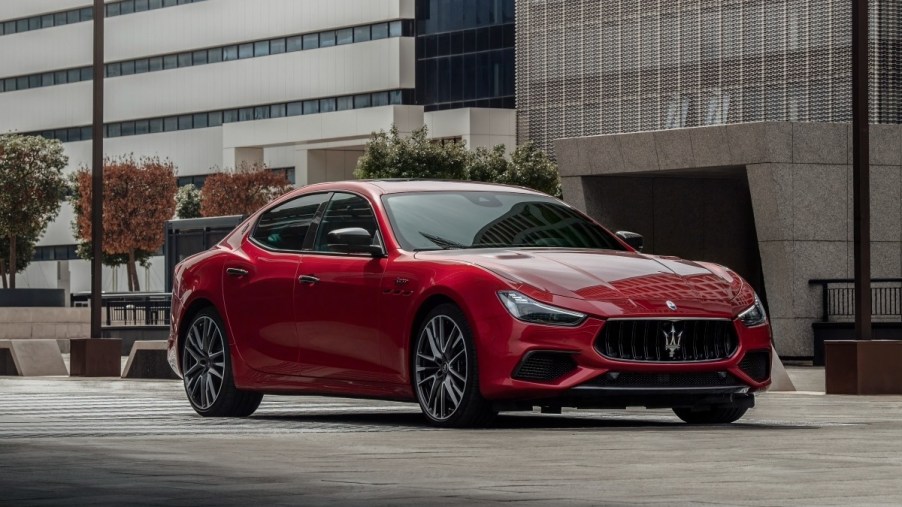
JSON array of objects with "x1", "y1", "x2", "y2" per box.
[
  {"x1": 303, "y1": 34, "x2": 319, "y2": 50},
  {"x1": 337, "y1": 28, "x2": 353, "y2": 45}
]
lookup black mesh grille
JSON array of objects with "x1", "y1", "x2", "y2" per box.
[
  {"x1": 513, "y1": 352, "x2": 577, "y2": 382},
  {"x1": 596, "y1": 320, "x2": 738, "y2": 362},
  {"x1": 587, "y1": 371, "x2": 740, "y2": 389},
  {"x1": 739, "y1": 350, "x2": 771, "y2": 382}
]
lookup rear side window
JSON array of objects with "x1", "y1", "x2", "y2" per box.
[
  {"x1": 251, "y1": 193, "x2": 330, "y2": 251},
  {"x1": 313, "y1": 193, "x2": 379, "y2": 252}
]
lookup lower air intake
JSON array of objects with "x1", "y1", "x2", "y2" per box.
[
  {"x1": 512, "y1": 352, "x2": 577, "y2": 382},
  {"x1": 739, "y1": 350, "x2": 771, "y2": 382},
  {"x1": 586, "y1": 371, "x2": 740, "y2": 389}
]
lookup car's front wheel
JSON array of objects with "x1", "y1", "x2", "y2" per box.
[
  {"x1": 672, "y1": 405, "x2": 748, "y2": 424},
  {"x1": 412, "y1": 303, "x2": 496, "y2": 427},
  {"x1": 182, "y1": 307, "x2": 262, "y2": 417}
]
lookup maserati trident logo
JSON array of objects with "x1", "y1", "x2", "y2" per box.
[
  {"x1": 666, "y1": 300, "x2": 678, "y2": 311},
  {"x1": 663, "y1": 323, "x2": 683, "y2": 359}
]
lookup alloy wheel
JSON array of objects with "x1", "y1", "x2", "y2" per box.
[
  {"x1": 415, "y1": 314, "x2": 468, "y2": 421},
  {"x1": 183, "y1": 315, "x2": 226, "y2": 410}
]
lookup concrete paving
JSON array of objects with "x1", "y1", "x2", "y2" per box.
[{"x1": 1, "y1": 368, "x2": 901, "y2": 506}]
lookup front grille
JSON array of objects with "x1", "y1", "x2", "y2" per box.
[
  {"x1": 512, "y1": 352, "x2": 577, "y2": 382},
  {"x1": 586, "y1": 371, "x2": 740, "y2": 389},
  {"x1": 739, "y1": 350, "x2": 771, "y2": 382},
  {"x1": 596, "y1": 319, "x2": 738, "y2": 362}
]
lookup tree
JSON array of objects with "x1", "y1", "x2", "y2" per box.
[
  {"x1": 200, "y1": 163, "x2": 292, "y2": 217},
  {"x1": 499, "y1": 141, "x2": 561, "y2": 197},
  {"x1": 72, "y1": 156, "x2": 177, "y2": 292},
  {"x1": 175, "y1": 183, "x2": 202, "y2": 219},
  {"x1": 354, "y1": 126, "x2": 470, "y2": 181},
  {"x1": 0, "y1": 134, "x2": 68, "y2": 289},
  {"x1": 355, "y1": 126, "x2": 562, "y2": 197}
]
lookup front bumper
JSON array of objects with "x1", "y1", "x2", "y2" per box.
[{"x1": 473, "y1": 314, "x2": 773, "y2": 402}]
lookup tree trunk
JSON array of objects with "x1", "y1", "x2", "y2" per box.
[
  {"x1": 8, "y1": 235, "x2": 16, "y2": 290},
  {"x1": 128, "y1": 249, "x2": 141, "y2": 292},
  {"x1": 0, "y1": 258, "x2": 7, "y2": 289}
]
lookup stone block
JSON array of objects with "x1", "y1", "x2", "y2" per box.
[
  {"x1": 792, "y1": 164, "x2": 848, "y2": 241},
  {"x1": 0, "y1": 323, "x2": 32, "y2": 340},
  {"x1": 689, "y1": 126, "x2": 732, "y2": 168},
  {"x1": 582, "y1": 134, "x2": 625, "y2": 175},
  {"x1": 770, "y1": 317, "x2": 815, "y2": 357},
  {"x1": 746, "y1": 163, "x2": 794, "y2": 241},
  {"x1": 554, "y1": 138, "x2": 586, "y2": 177},
  {"x1": 654, "y1": 129, "x2": 694, "y2": 170},
  {"x1": 560, "y1": 177, "x2": 587, "y2": 212},
  {"x1": 793, "y1": 123, "x2": 847, "y2": 164},
  {"x1": 870, "y1": 124, "x2": 902, "y2": 166},
  {"x1": 850, "y1": 241, "x2": 902, "y2": 279},
  {"x1": 726, "y1": 122, "x2": 793, "y2": 164},
  {"x1": 0, "y1": 339, "x2": 68, "y2": 376},
  {"x1": 870, "y1": 165, "x2": 902, "y2": 242},
  {"x1": 763, "y1": 122, "x2": 794, "y2": 163},
  {"x1": 758, "y1": 241, "x2": 794, "y2": 319},
  {"x1": 793, "y1": 241, "x2": 849, "y2": 318},
  {"x1": 619, "y1": 132, "x2": 659, "y2": 173},
  {"x1": 122, "y1": 341, "x2": 179, "y2": 380}
]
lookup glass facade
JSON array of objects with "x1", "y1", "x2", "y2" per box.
[
  {"x1": 416, "y1": 0, "x2": 515, "y2": 111},
  {"x1": 516, "y1": 0, "x2": 902, "y2": 158}
]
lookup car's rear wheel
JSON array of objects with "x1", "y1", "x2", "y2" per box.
[
  {"x1": 672, "y1": 405, "x2": 748, "y2": 424},
  {"x1": 183, "y1": 307, "x2": 262, "y2": 417},
  {"x1": 413, "y1": 304, "x2": 496, "y2": 428}
]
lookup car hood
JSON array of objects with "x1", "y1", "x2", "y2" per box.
[{"x1": 416, "y1": 248, "x2": 742, "y2": 312}]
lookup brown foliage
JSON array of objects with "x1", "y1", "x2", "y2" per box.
[
  {"x1": 73, "y1": 156, "x2": 177, "y2": 291},
  {"x1": 200, "y1": 163, "x2": 292, "y2": 217}
]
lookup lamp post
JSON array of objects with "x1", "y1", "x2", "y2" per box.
[
  {"x1": 851, "y1": 0, "x2": 871, "y2": 341},
  {"x1": 90, "y1": 0, "x2": 104, "y2": 339}
]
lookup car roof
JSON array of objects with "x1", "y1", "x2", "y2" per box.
[{"x1": 297, "y1": 179, "x2": 545, "y2": 197}]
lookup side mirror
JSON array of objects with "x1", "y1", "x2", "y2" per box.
[
  {"x1": 616, "y1": 231, "x2": 644, "y2": 252},
  {"x1": 327, "y1": 227, "x2": 385, "y2": 257}
]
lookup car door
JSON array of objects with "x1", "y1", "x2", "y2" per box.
[
  {"x1": 222, "y1": 192, "x2": 331, "y2": 376},
  {"x1": 294, "y1": 192, "x2": 390, "y2": 382}
]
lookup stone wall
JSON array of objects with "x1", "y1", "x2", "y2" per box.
[{"x1": 0, "y1": 308, "x2": 91, "y2": 353}]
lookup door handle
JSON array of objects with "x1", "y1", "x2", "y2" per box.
[
  {"x1": 298, "y1": 275, "x2": 320, "y2": 285},
  {"x1": 226, "y1": 267, "x2": 249, "y2": 277}
]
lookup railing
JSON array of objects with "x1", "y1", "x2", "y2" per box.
[
  {"x1": 808, "y1": 279, "x2": 902, "y2": 323},
  {"x1": 70, "y1": 292, "x2": 172, "y2": 327}
]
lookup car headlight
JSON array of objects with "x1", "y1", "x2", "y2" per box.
[
  {"x1": 737, "y1": 294, "x2": 767, "y2": 327},
  {"x1": 497, "y1": 291, "x2": 586, "y2": 327}
]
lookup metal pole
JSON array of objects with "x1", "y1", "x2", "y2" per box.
[
  {"x1": 90, "y1": 0, "x2": 104, "y2": 339},
  {"x1": 852, "y1": 0, "x2": 872, "y2": 340}
]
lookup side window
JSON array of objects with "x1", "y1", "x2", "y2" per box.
[
  {"x1": 313, "y1": 193, "x2": 379, "y2": 253},
  {"x1": 251, "y1": 193, "x2": 330, "y2": 251}
]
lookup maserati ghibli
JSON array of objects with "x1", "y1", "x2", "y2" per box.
[{"x1": 168, "y1": 180, "x2": 772, "y2": 427}]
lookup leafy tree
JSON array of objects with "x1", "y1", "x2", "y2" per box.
[
  {"x1": 355, "y1": 126, "x2": 561, "y2": 197},
  {"x1": 200, "y1": 163, "x2": 292, "y2": 217},
  {"x1": 0, "y1": 134, "x2": 68, "y2": 289},
  {"x1": 72, "y1": 156, "x2": 177, "y2": 292},
  {"x1": 175, "y1": 183, "x2": 202, "y2": 219},
  {"x1": 500, "y1": 141, "x2": 561, "y2": 197},
  {"x1": 354, "y1": 126, "x2": 470, "y2": 181}
]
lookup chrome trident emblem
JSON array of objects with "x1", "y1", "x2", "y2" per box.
[{"x1": 663, "y1": 323, "x2": 683, "y2": 359}]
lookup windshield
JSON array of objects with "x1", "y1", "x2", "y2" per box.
[{"x1": 382, "y1": 191, "x2": 626, "y2": 252}]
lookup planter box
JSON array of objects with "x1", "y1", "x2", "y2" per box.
[{"x1": 0, "y1": 288, "x2": 65, "y2": 307}]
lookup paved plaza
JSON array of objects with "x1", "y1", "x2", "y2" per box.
[{"x1": 1, "y1": 369, "x2": 902, "y2": 506}]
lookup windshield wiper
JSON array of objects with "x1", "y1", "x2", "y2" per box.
[{"x1": 418, "y1": 232, "x2": 466, "y2": 250}]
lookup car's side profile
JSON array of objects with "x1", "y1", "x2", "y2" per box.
[{"x1": 168, "y1": 180, "x2": 772, "y2": 427}]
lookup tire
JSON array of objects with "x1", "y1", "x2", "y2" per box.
[
  {"x1": 412, "y1": 303, "x2": 496, "y2": 428},
  {"x1": 672, "y1": 405, "x2": 748, "y2": 424},
  {"x1": 182, "y1": 307, "x2": 262, "y2": 417}
]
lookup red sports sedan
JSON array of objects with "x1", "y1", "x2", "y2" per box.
[{"x1": 168, "y1": 180, "x2": 772, "y2": 427}]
